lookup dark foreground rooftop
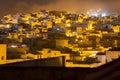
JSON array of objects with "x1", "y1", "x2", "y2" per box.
[{"x1": 0, "y1": 58, "x2": 120, "y2": 80}]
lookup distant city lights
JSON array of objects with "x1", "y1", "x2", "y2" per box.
[
  {"x1": 101, "y1": 13, "x2": 107, "y2": 17},
  {"x1": 91, "y1": 13, "x2": 98, "y2": 17},
  {"x1": 57, "y1": 28, "x2": 60, "y2": 31},
  {"x1": 91, "y1": 12, "x2": 107, "y2": 17},
  {"x1": 86, "y1": 9, "x2": 108, "y2": 17}
]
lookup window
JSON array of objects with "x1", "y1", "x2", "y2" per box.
[
  {"x1": 48, "y1": 50, "x2": 51, "y2": 53},
  {"x1": 1, "y1": 56, "x2": 4, "y2": 60},
  {"x1": 37, "y1": 55, "x2": 39, "y2": 59}
]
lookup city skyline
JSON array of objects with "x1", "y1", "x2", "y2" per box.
[{"x1": 0, "y1": 9, "x2": 120, "y2": 67}]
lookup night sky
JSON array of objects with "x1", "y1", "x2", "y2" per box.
[{"x1": 0, "y1": 0, "x2": 120, "y2": 17}]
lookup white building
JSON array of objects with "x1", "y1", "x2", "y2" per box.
[
  {"x1": 106, "y1": 49, "x2": 120, "y2": 62},
  {"x1": 96, "y1": 52, "x2": 106, "y2": 64}
]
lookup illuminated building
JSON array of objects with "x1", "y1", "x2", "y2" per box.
[
  {"x1": 66, "y1": 23, "x2": 71, "y2": 27},
  {"x1": 56, "y1": 39, "x2": 68, "y2": 48},
  {"x1": 42, "y1": 32, "x2": 48, "y2": 40},
  {"x1": 112, "y1": 25, "x2": 120, "y2": 33},
  {"x1": 0, "y1": 44, "x2": 6, "y2": 64},
  {"x1": 76, "y1": 27, "x2": 82, "y2": 35},
  {"x1": 66, "y1": 30, "x2": 72, "y2": 37},
  {"x1": 86, "y1": 21, "x2": 96, "y2": 31},
  {"x1": 0, "y1": 24, "x2": 10, "y2": 28},
  {"x1": 7, "y1": 43, "x2": 29, "y2": 59}
]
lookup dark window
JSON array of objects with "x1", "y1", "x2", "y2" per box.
[
  {"x1": 48, "y1": 50, "x2": 51, "y2": 53},
  {"x1": 37, "y1": 56, "x2": 39, "y2": 59},
  {"x1": 1, "y1": 56, "x2": 4, "y2": 60}
]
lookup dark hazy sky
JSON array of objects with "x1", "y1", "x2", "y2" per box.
[{"x1": 0, "y1": 0, "x2": 120, "y2": 17}]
